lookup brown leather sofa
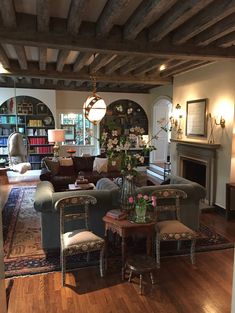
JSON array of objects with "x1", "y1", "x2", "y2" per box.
[{"x1": 40, "y1": 156, "x2": 121, "y2": 191}]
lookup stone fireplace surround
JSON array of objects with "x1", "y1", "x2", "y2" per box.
[{"x1": 171, "y1": 139, "x2": 220, "y2": 206}]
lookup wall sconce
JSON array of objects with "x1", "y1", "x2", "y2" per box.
[
  {"x1": 170, "y1": 103, "x2": 183, "y2": 139},
  {"x1": 215, "y1": 116, "x2": 226, "y2": 128}
]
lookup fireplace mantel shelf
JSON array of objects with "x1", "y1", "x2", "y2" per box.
[{"x1": 171, "y1": 139, "x2": 220, "y2": 150}]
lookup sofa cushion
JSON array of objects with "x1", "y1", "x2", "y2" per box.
[
  {"x1": 59, "y1": 158, "x2": 73, "y2": 166},
  {"x1": 72, "y1": 156, "x2": 95, "y2": 172},
  {"x1": 93, "y1": 157, "x2": 108, "y2": 173},
  {"x1": 44, "y1": 158, "x2": 60, "y2": 175}
]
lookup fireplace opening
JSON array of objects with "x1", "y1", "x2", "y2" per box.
[{"x1": 182, "y1": 159, "x2": 206, "y2": 187}]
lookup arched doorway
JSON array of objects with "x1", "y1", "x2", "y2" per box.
[{"x1": 151, "y1": 96, "x2": 172, "y2": 164}]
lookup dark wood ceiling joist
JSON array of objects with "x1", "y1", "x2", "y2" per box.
[{"x1": 67, "y1": 0, "x2": 88, "y2": 35}]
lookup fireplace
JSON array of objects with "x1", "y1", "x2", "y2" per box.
[{"x1": 174, "y1": 140, "x2": 220, "y2": 205}]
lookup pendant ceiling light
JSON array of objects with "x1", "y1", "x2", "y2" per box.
[{"x1": 83, "y1": 75, "x2": 106, "y2": 125}]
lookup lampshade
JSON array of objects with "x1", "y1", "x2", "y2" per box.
[
  {"x1": 48, "y1": 129, "x2": 65, "y2": 143},
  {"x1": 83, "y1": 94, "x2": 106, "y2": 124}
]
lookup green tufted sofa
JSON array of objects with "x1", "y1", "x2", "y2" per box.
[{"x1": 34, "y1": 175, "x2": 206, "y2": 250}]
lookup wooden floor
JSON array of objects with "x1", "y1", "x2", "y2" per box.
[{"x1": 2, "y1": 173, "x2": 235, "y2": 313}]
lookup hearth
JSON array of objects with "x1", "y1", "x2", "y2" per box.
[{"x1": 172, "y1": 140, "x2": 220, "y2": 205}]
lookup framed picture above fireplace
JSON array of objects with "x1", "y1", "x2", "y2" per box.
[{"x1": 186, "y1": 98, "x2": 207, "y2": 137}]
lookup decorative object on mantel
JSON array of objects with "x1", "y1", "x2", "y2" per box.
[
  {"x1": 170, "y1": 103, "x2": 183, "y2": 139},
  {"x1": 207, "y1": 113, "x2": 226, "y2": 144},
  {"x1": 186, "y1": 99, "x2": 207, "y2": 138}
]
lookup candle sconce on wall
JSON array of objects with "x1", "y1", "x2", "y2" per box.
[
  {"x1": 170, "y1": 103, "x2": 183, "y2": 139},
  {"x1": 215, "y1": 116, "x2": 226, "y2": 128},
  {"x1": 208, "y1": 113, "x2": 226, "y2": 144}
]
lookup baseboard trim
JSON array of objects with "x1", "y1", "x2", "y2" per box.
[{"x1": 201, "y1": 204, "x2": 225, "y2": 216}]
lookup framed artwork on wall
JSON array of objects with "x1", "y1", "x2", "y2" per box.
[{"x1": 186, "y1": 99, "x2": 207, "y2": 137}]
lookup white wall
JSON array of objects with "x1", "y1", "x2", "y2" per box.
[{"x1": 172, "y1": 61, "x2": 235, "y2": 208}]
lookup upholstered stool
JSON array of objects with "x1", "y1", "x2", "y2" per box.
[{"x1": 125, "y1": 254, "x2": 157, "y2": 295}]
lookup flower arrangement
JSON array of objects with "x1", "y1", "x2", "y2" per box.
[
  {"x1": 100, "y1": 119, "x2": 169, "y2": 179},
  {"x1": 128, "y1": 193, "x2": 157, "y2": 208}
]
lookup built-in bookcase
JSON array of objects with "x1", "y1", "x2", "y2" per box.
[{"x1": 0, "y1": 96, "x2": 55, "y2": 170}]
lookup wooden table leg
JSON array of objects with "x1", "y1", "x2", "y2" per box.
[
  {"x1": 121, "y1": 235, "x2": 126, "y2": 280},
  {"x1": 146, "y1": 234, "x2": 152, "y2": 256}
]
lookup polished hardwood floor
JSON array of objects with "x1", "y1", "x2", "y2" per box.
[{"x1": 2, "y1": 173, "x2": 235, "y2": 313}]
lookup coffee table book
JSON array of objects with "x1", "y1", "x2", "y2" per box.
[
  {"x1": 106, "y1": 209, "x2": 127, "y2": 220},
  {"x1": 68, "y1": 183, "x2": 95, "y2": 190}
]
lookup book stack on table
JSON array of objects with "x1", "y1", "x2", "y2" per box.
[{"x1": 106, "y1": 209, "x2": 127, "y2": 220}]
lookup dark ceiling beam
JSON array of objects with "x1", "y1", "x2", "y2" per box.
[
  {"x1": 0, "y1": 0, "x2": 16, "y2": 28},
  {"x1": 73, "y1": 51, "x2": 93, "y2": 72},
  {"x1": 123, "y1": 0, "x2": 177, "y2": 40},
  {"x1": 1, "y1": 27, "x2": 235, "y2": 61},
  {"x1": 3, "y1": 61, "x2": 171, "y2": 85},
  {"x1": 105, "y1": 55, "x2": 132, "y2": 75},
  {"x1": 133, "y1": 59, "x2": 166, "y2": 75},
  {"x1": 89, "y1": 54, "x2": 116, "y2": 73},
  {"x1": 96, "y1": 0, "x2": 131, "y2": 36},
  {"x1": 119, "y1": 57, "x2": 154, "y2": 75},
  {"x1": 215, "y1": 31, "x2": 235, "y2": 47},
  {"x1": 173, "y1": 0, "x2": 235, "y2": 44},
  {"x1": 193, "y1": 13, "x2": 235, "y2": 46},
  {"x1": 39, "y1": 47, "x2": 47, "y2": 70},
  {"x1": 56, "y1": 49, "x2": 70, "y2": 72},
  {"x1": 149, "y1": 0, "x2": 213, "y2": 42},
  {"x1": 146, "y1": 59, "x2": 185, "y2": 75},
  {"x1": 67, "y1": 0, "x2": 88, "y2": 35},
  {"x1": 14, "y1": 45, "x2": 28, "y2": 70},
  {"x1": 36, "y1": 0, "x2": 50, "y2": 32},
  {"x1": 161, "y1": 60, "x2": 212, "y2": 77},
  {"x1": 0, "y1": 45, "x2": 10, "y2": 69}
]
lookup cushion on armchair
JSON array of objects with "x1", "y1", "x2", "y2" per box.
[{"x1": 72, "y1": 156, "x2": 95, "y2": 172}]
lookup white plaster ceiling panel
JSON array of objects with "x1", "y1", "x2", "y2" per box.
[
  {"x1": 14, "y1": 0, "x2": 37, "y2": 15},
  {"x1": 1, "y1": 44, "x2": 17, "y2": 59},
  {"x1": 66, "y1": 51, "x2": 79, "y2": 64},
  {"x1": 47, "y1": 48, "x2": 59, "y2": 62},
  {"x1": 24, "y1": 46, "x2": 39, "y2": 61}
]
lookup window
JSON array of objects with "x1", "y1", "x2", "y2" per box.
[{"x1": 60, "y1": 113, "x2": 94, "y2": 145}]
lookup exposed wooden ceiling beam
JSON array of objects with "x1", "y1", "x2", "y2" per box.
[
  {"x1": 0, "y1": 0, "x2": 16, "y2": 28},
  {"x1": 0, "y1": 27, "x2": 234, "y2": 61},
  {"x1": 173, "y1": 0, "x2": 235, "y2": 45},
  {"x1": 37, "y1": 0, "x2": 50, "y2": 32},
  {"x1": 149, "y1": 0, "x2": 213, "y2": 42},
  {"x1": 0, "y1": 45, "x2": 10, "y2": 69},
  {"x1": 124, "y1": 0, "x2": 177, "y2": 40},
  {"x1": 3, "y1": 61, "x2": 171, "y2": 86},
  {"x1": 89, "y1": 54, "x2": 116, "y2": 73},
  {"x1": 73, "y1": 51, "x2": 93, "y2": 72},
  {"x1": 56, "y1": 49, "x2": 70, "y2": 72},
  {"x1": 216, "y1": 31, "x2": 235, "y2": 47},
  {"x1": 39, "y1": 47, "x2": 47, "y2": 70},
  {"x1": 193, "y1": 13, "x2": 235, "y2": 46},
  {"x1": 119, "y1": 57, "x2": 154, "y2": 75},
  {"x1": 133, "y1": 59, "x2": 166, "y2": 75},
  {"x1": 96, "y1": 0, "x2": 131, "y2": 36},
  {"x1": 161, "y1": 60, "x2": 212, "y2": 77},
  {"x1": 67, "y1": 0, "x2": 88, "y2": 35},
  {"x1": 14, "y1": 45, "x2": 28, "y2": 70},
  {"x1": 105, "y1": 55, "x2": 132, "y2": 74}
]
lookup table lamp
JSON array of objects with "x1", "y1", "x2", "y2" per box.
[{"x1": 48, "y1": 129, "x2": 65, "y2": 160}]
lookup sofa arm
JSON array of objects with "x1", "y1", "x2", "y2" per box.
[
  {"x1": 34, "y1": 181, "x2": 55, "y2": 212},
  {"x1": 40, "y1": 167, "x2": 52, "y2": 181}
]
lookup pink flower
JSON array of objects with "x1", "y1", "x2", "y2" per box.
[
  {"x1": 151, "y1": 196, "x2": 157, "y2": 207},
  {"x1": 128, "y1": 196, "x2": 134, "y2": 204},
  {"x1": 143, "y1": 195, "x2": 149, "y2": 200},
  {"x1": 137, "y1": 193, "x2": 143, "y2": 199}
]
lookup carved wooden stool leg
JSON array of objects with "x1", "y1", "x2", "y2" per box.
[
  {"x1": 190, "y1": 239, "x2": 196, "y2": 265},
  {"x1": 128, "y1": 270, "x2": 133, "y2": 283}
]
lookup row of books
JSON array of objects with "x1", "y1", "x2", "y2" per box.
[
  {"x1": 0, "y1": 128, "x2": 16, "y2": 136},
  {"x1": 30, "y1": 146, "x2": 53, "y2": 154},
  {"x1": 29, "y1": 155, "x2": 42, "y2": 162},
  {"x1": 0, "y1": 147, "x2": 8, "y2": 154},
  {"x1": 106, "y1": 209, "x2": 127, "y2": 220},
  {"x1": 28, "y1": 120, "x2": 43, "y2": 127},
  {"x1": 0, "y1": 138, "x2": 8, "y2": 145},
  {"x1": 0, "y1": 116, "x2": 24, "y2": 124},
  {"x1": 29, "y1": 138, "x2": 47, "y2": 145},
  {"x1": 27, "y1": 129, "x2": 47, "y2": 136}
]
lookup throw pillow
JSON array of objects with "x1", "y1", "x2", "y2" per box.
[
  {"x1": 72, "y1": 156, "x2": 95, "y2": 172},
  {"x1": 93, "y1": 157, "x2": 108, "y2": 174},
  {"x1": 44, "y1": 158, "x2": 60, "y2": 175},
  {"x1": 59, "y1": 158, "x2": 73, "y2": 166}
]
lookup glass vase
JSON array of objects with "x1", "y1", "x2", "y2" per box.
[
  {"x1": 120, "y1": 176, "x2": 135, "y2": 212},
  {"x1": 135, "y1": 205, "x2": 147, "y2": 223}
]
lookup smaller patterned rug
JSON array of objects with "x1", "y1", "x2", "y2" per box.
[{"x1": 2, "y1": 187, "x2": 234, "y2": 278}]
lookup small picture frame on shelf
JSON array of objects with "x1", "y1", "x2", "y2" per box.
[{"x1": 37, "y1": 103, "x2": 48, "y2": 115}]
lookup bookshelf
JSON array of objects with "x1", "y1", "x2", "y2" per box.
[{"x1": 0, "y1": 96, "x2": 55, "y2": 170}]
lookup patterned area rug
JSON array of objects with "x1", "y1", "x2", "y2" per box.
[{"x1": 2, "y1": 187, "x2": 234, "y2": 278}]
